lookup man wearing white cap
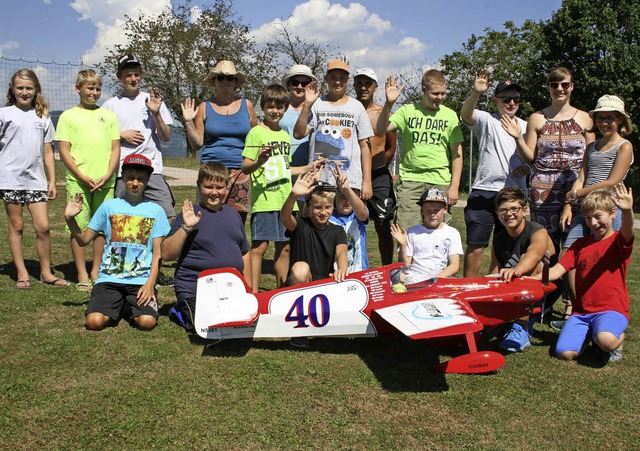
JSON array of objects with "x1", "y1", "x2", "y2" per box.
[
  {"x1": 354, "y1": 68, "x2": 397, "y2": 265},
  {"x1": 293, "y1": 60, "x2": 374, "y2": 198}
]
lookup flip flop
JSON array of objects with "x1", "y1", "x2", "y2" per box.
[
  {"x1": 76, "y1": 282, "x2": 93, "y2": 292},
  {"x1": 16, "y1": 279, "x2": 31, "y2": 289},
  {"x1": 40, "y1": 278, "x2": 71, "y2": 287}
]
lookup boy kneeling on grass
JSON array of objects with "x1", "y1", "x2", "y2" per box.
[
  {"x1": 531, "y1": 183, "x2": 634, "y2": 363},
  {"x1": 64, "y1": 155, "x2": 170, "y2": 331}
]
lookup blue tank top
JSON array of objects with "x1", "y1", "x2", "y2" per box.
[{"x1": 202, "y1": 98, "x2": 251, "y2": 168}]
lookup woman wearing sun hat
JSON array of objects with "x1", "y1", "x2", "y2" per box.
[{"x1": 181, "y1": 60, "x2": 258, "y2": 223}]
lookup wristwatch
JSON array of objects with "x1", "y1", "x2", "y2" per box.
[{"x1": 181, "y1": 224, "x2": 193, "y2": 234}]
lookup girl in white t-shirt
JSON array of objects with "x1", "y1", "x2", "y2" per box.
[{"x1": 0, "y1": 69, "x2": 69, "y2": 288}]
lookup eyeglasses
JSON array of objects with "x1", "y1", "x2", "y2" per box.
[
  {"x1": 216, "y1": 75, "x2": 236, "y2": 82},
  {"x1": 497, "y1": 206, "x2": 523, "y2": 215},
  {"x1": 596, "y1": 115, "x2": 617, "y2": 124},
  {"x1": 548, "y1": 81, "x2": 572, "y2": 89},
  {"x1": 497, "y1": 95, "x2": 521, "y2": 104},
  {"x1": 290, "y1": 79, "x2": 311, "y2": 87}
]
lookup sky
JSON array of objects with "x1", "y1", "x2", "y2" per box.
[
  {"x1": 0, "y1": 0, "x2": 563, "y2": 113},
  {"x1": 2, "y1": 0, "x2": 563, "y2": 72}
]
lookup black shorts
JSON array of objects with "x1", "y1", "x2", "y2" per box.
[
  {"x1": 367, "y1": 166, "x2": 396, "y2": 222},
  {"x1": 464, "y1": 189, "x2": 504, "y2": 246},
  {"x1": 85, "y1": 282, "x2": 159, "y2": 320}
]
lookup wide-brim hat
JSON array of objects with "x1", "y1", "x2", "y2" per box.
[
  {"x1": 203, "y1": 60, "x2": 246, "y2": 85},
  {"x1": 417, "y1": 188, "x2": 448, "y2": 205},
  {"x1": 282, "y1": 64, "x2": 317, "y2": 86},
  {"x1": 589, "y1": 94, "x2": 632, "y2": 131}
]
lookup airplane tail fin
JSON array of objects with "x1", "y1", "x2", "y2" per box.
[{"x1": 194, "y1": 268, "x2": 259, "y2": 337}]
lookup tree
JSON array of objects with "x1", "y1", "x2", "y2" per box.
[
  {"x1": 97, "y1": 0, "x2": 277, "y2": 152},
  {"x1": 263, "y1": 23, "x2": 336, "y2": 82}
]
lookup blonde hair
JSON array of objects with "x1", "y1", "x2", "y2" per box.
[
  {"x1": 76, "y1": 69, "x2": 102, "y2": 87},
  {"x1": 197, "y1": 162, "x2": 229, "y2": 186},
  {"x1": 422, "y1": 69, "x2": 446, "y2": 91},
  {"x1": 307, "y1": 190, "x2": 336, "y2": 205},
  {"x1": 6, "y1": 69, "x2": 49, "y2": 118},
  {"x1": 581, "y1": 188, "x2": 615, "y2": 214}
]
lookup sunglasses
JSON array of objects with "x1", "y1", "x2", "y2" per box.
[
  {"x1": 595, "y1": 115, "x2": 618, "y2": 124},
  {"x1": 290, "y1": 79, "x2": 311, "y2": 87},
  {"x1": 497, "y1": 95, "x2": 521, "y2": 104},
  {"x1": 216, "y1": 74, "x2": 236, "y2": 82},
  {"x1": 548, "y1": 81, "x2": 572, "y2": 89}
]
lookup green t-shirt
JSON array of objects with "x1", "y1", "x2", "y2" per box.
[
  {"x1": 390, "y1": 103, "x2": 463, "y2": 184},
  {"x1": 242, "y1": 125, "x2": 293, "y2": 213},
  {"x1": 55, "y1": 106, "x2": 120, "y2": 187}
]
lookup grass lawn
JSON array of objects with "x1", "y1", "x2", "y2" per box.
[{"x1": 1, "y1": 180, "x2": 639, "y2": 449}]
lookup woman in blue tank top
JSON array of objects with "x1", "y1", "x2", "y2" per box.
[{"x1": 181, "y1": 60, "x2": 258, "y2": 223}]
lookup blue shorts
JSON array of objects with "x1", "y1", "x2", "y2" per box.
[
  {"x1": 555, "y1": 311, "x2": 628, "y2": 355},
  {"x1": 251, "y1": 211, "x2": 288, "y2": 242},
  {"x1": 464, "y1": 190, "x2": 504, "y2": 246}
]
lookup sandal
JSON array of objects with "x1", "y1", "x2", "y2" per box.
[
  {"x1": 76, "y1": 282, "x2": 93, "y2": 292},
  {"x1": 40, "y1": 278, "x2": 71, "y2": 287},
  {"x1": 16, "y1": 279, "x2": 31, "y2": 289},
  {"x1": 562, "y1": 302, "x2": 573, "y2": 321}
]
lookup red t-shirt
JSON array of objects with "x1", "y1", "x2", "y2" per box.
[{"x1": 560, "y1": 232, "x2": 633, "y2": 319}]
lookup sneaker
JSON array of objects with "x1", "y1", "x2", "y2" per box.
[
  {"x1": 550, "y1": 320, "x2": 566, "y2": 331},
  {"x1": 499, "y1": 323, "x2": 531, "y2": 352},
  {"x1": 609, "y1": 348, "x2": 623, "y2": 363},
  {"x1": 156, "y1": 272, "x2": 174, "y2": 287},
  {"x1": 289, "y1": 337, "x2": 310, "y2": 349}
]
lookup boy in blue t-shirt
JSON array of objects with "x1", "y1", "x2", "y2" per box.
[{"x1": 64, "y1": 154, "x2": 170, "y2": 331}]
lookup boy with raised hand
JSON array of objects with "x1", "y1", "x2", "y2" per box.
[
  {"x1": 390, "y1": 188, "x2": 463, "y2": 284},
  {"x1": 490, "y1": 187, "x2": 556, "y2": 352},
  {"x1": 293, "y1": 60, "x2": 374, "y2": 199},
  {"x1": 280, "y1": 171, "x2": 348, "y2": 285},
  {"x1": 56, "y1": 69, "x2": 121, "y2": 291},
  {"x1": 460, "y1": 70, "x2": 529, "y2": 277},
  {"x1": 329, "y1": 164, "x2": 370, "y2": 273},
  {"x1": 377, "y1": 70, "x2": 464, "y2": 229},
  {"x1": 534, "y1": 183, "x2": 634, "y2": 363},
  {"x1": 103, "y1": 54, "x2": 175, "y2": 286},
  {"x1": 64, "y1": 155, "x2": 170, "y2": 331}
]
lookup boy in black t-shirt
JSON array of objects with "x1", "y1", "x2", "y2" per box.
[
  {"x1": 281, "y1": 171, "x2": 348, "y2": 284},
  {"x1": 489, "y1": 187, "x2": 555, "y2": 352}
]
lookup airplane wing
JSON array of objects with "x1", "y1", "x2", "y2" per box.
[{"x1": 373, "y1": 297, "x2": 483, "y2": 340}]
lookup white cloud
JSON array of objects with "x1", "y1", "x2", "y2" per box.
[
  {"x1": 0, "y1": 41, "x2": 19, "y2": 56},
  {"x1": 250, "y1": 0, "x2": 430, "y2": 83},
  {"x1": 69, "y1": 0, "x2": 171, "y2": 64}
]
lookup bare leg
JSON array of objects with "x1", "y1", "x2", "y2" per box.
[
  {"x1": 289, "y1": 261, "x2": 312, "y2": 285},
  {"x1": 463, "y1": 244, "x2": 485, "y2": 277},
  {"x1": 593, "y1": 332, "x2": 625, "y2": 353},
  {"x1": 133, "y1": 315, "x2": 157, "y2": 331},
  {"x1": 85, "y1": 312, "x2": 111, "y2": 331},
  {"x1": 374, "y1": 220, "x2": 394, "y2": 265},
  {"x1": 90, "y1": 235, "x2": 105, "y2": 282},
  {"x1": 274, "y1": 242, "x2": 290, "y2": 288},
  {"x1": 71, "y1": 236, "x2": 90, "y2": 284},
  {"x1": 250, "y1": 240, "x2": 270, "y2": 292},
  {"x1": 4, "y1": 202, "x2": 29, "y2": 281},
  {"x1": 27, "y1": 201, "x2": 58, "y2": 282}
]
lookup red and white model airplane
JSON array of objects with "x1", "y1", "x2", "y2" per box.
[{"x1": 195, "y1": 263, "x2": 555, "y2": 374}]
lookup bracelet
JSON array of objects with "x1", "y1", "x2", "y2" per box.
[{"x1": 181, "y1": 224, "x2": 193, "y2": 234}]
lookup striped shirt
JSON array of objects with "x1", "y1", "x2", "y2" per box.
[{"x1": 584, "y1": 139, "x2": 632, "y2": 188}]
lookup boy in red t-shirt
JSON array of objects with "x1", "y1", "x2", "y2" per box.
[{"x1": 535, "y1": 183, "x2": 634, "y2": 363}]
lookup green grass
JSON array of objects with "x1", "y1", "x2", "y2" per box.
[{"x1": 1, "y1": 183, "x2": 639, "y2": 449}]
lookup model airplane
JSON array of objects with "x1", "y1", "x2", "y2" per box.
[{"x1": 194, "y1": 263, "x2": 555, "y2": 374}]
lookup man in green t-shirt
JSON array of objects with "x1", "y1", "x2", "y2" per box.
[{"x1": 377, "y1": 69, "x2": 463, "y2": 229}]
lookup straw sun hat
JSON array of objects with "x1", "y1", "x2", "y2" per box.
[
  {"x1": 589, "y1": 94, "x2": 632, "y2": 132},
  {"x1": 203, "y1": 60, "x2": 246, "y2": 85}
]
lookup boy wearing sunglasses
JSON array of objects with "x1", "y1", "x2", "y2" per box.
[
  {"x1": 489, "y1": 187, "x2": 556, "y2": 352},
  {"x1": 460, "y1": 70, "x2": 529, "y2": 277}
]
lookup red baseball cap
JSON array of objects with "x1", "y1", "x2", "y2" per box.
[{"x1": 122, "y1": 154, "x2": 153, "y2": 174}]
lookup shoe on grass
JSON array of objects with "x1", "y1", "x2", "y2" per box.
[
  {"x1": 156, "y1": 272, "x2": 174, "y2": 287},
  {"x1": 609, "y1": 348, "x2": 623, "y2": 363},
  {"x1": 550, "y1": 320, "x2": 566, "y2": 331},
  {"x1": 499, "y1": 323, "x2": 531, "y2": 352}
]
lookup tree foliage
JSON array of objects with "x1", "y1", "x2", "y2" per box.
[
  {"x1": 263, "y1": 23, "x2": 336, "y2": 82},
  {"x1": 97, "y1": 0, "x2": 277, "y2": 134}
]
